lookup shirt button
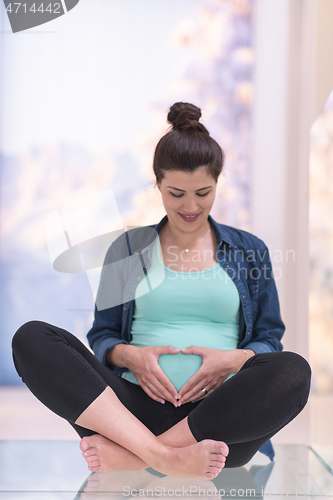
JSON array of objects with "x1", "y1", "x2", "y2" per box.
[
  {"x1": 225, "y1": 265, "x2": 230, "y2": 270},
  {"x1": 123, "y1": 306, "x2": 126, "y2": 311},
  {"x1": 137, "y1": 276, "x2": 141, "y2": 281},
  {"x1": 242, "y1": 295, "x2": 246, "y2": 300},
  {"x1": 247, "y1": 332, "x2": 251, "y2": 336}
]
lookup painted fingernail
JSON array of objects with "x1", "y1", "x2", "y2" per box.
[{"x1": 160, "y1": 400, "x2": 165, "y2": 404}]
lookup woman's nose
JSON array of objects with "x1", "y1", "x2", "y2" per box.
[{"x1": 182, "y1": 197, "x2": 199, "y2": 213}]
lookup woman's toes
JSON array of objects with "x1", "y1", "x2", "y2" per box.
[
  {"x1": 220, "y1": 442, "x2": 229, "y2": 457},
  {"x1": 87, "y1": 459, "x2": 100, "y2": 468},
  {"x1": 86, "y1": 455, "x2": 99, "y2": 463},
  {"x1": 213, "y1": 457, "x2": 226, "y2": 468},
  {"x1": 82, "y1": 450, "x2": 96, "y2": 459},
  {"x1": 209, "y1": 465, "x2": 222, "y2": 474},
  {"x1": 89, "y1": 465, "x2": 101, "y2": 472},
  {"x1": 80, "y1": 438, "x2": 89, "y2": 452},
  {"x1": 210, "y1": 440, "x2": 227, "y2": 457},
  {"x1": 206, "y1": 471, "x2": 219, "y2": 480}
]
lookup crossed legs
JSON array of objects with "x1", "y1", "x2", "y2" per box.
[
  {"x1": 12, "y1": 321, "x2": 311, "y2": 475},
  {"x1": 79, "y1": 402, "x2": 213, "y2": 473}
]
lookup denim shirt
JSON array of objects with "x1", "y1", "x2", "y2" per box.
[{"x1": 87, "y1": 215, "x2": 285, "y2": 461}]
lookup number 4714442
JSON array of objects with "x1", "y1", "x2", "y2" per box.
[{"x1": 5, "y1": 3, "x2": 61, "y2": 14}]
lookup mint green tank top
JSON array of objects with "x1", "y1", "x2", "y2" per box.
[{"x1": 122, "y1": 238, "x2": 240, "y2": 392}]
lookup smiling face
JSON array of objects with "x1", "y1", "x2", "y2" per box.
[{"x1": 156, "y1": 167, "x2": 217, "y2": 234}]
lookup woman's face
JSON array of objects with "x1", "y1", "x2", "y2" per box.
[{"x1": 156, "y1": 167, "x2": 217, "y2": 233}]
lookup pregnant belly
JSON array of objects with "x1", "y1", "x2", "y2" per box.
[
  {"x1": 158, "y1": 352, "x2": 202, "y2": 392},
  {"x1": 123, "y1": 322, "x2": 239, "y2": 392},
  {"x1": 122, "y1": 351, "x2": 202, "y2": 392}
]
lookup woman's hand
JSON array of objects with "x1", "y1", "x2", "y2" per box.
[
  {"x1": 177, "y1": 347, "x2": 254, "y2": 404},
  {"x1": 121, "y1": 345, "x2": 181, "y2": 406}
]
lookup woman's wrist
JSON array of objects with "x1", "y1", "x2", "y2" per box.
[
  {"x1": 234, "y1": 348, "x2": 255, "y2": 371},
  {"x1": 106, "y1": 343, "x2": 136, "y2": 368},
  {"x1": 240, "y1": 348, "x2": 255, "y2": 364}
]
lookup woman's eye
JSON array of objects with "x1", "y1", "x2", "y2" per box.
[{"x1": 169, "y1": 191, "x2": 211, "y2": 198}]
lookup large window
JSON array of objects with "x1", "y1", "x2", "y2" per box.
[
  {"x1": 0, "y1": 0, "x2": 255, "y2": 384},
  {"x1": 309, "y1": 90, "x2": 333, "y2": 395}
]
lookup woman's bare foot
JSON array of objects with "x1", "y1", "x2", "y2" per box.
[
  {"x1": 80, "y1": 434, "x2": 229, "y2": 480},
  {"x1": 158, "y1": 440, "x2": 228, "y2": 480},
  {"x1": 80, "y1": 434, "x2": 147, "y2": 472}
]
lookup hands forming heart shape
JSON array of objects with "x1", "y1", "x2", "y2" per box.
[{"x1": 125, "y1": 345, "x2": 249, "y2": 406}]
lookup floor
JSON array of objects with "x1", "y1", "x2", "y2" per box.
[
  {"x1": 1, "y1": 441, "x2": 333, "y2": 499},
  {"x1": 0, "y1": 387, "x2": 333, "y2": 499}
]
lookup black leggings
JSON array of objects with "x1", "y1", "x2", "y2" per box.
[{"x1": 12, "y1": 321, "x2": 311, "y2": 468}]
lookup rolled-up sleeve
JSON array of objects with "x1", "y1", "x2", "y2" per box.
[
  {"x1": 87, "y1": 240, "x2": 129, "y2": 369},
  {"x1": 245, "y1": 244, "x2": 285, "y2": 353}
]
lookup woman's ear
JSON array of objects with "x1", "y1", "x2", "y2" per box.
[{"x1": 156, "y1": 181, "x2": 161, "y2": 192}]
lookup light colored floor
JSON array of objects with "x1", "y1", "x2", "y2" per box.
[
  {"x1": 1, "y1": 388, "x2": 333, "y2": 498},
  {"x1": 0, "y1": 386, "x2": 332, "y2": 446},
  {"x1": 1, "y1": 442, "x2": 332, "y2": 498}
]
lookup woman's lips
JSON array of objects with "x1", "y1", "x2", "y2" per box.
[{"x1": 179, "y1": 213, "x2": 200, "y2": 222}]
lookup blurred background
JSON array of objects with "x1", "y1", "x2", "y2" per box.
[{"x1": 0, "y1": 0, "x2": 333, "y2": 447}]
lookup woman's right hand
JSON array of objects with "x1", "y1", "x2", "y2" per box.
[{"x1": 108, "y1": 344, "x2": 180, "y2": 406}]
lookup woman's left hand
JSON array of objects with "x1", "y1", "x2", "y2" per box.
[{"x1": 177, "y1": 347, "x2": 254, "y2": 404}]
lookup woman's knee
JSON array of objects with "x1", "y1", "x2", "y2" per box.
[
  {"x1": 12, "y1": 321, "x2": 43, "y2": 377},
  {"x1": 279, "y1": 351, "x2": 311, "y2": 388},
  {"x1": 250, "y1": 351, "x2": 311, "y2": 405},
  {"x1": 256, "y1": 351, "x2": 311, "y2": 385},
  {"x1": 12, "y1": 320, "x2": 54, "y2": 362},
  {"x1": 13, "y1": 320, "x2": 41, "y2": 350},
  {"x1": 269, "y1": 351, "x2": 312, "y2": 410}
]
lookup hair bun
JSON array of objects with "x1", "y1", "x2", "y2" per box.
[{"x1": 167, "y1": 102, "x2": 208, "y2": 134}]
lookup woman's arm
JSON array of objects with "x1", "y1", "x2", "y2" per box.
[
  {"x1": 87, "y1": 236, "x2": 130, "y2": 368},
  {"x1": 87, "y1": 303, "x2": 127, "y2": 368},
  {"x1": 242, "y1": 242, "x2": 285, "y2": 354}
]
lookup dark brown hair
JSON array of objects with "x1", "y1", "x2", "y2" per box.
[{"x1": 153, "y1": 102, "x2": 224, "y2": 183}]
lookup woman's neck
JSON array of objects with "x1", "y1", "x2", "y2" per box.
[
  {"x1": 163, "y1": 219, "x2": 212, "y2": 251},
  {"x1": 159, "y1": 218, "x2": 218, "y2": 272}
]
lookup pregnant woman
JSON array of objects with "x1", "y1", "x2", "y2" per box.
[{"x1": 12, "y1": 102, "x2": 311, "y2": 479}]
